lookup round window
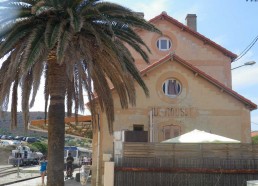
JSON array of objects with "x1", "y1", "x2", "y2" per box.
[
  {"x1": 162, "y1": 79, "x2": 181, "y2": 98},
  {"x1": 157, "y1": 37, "x2": 172, "y2": 51}
]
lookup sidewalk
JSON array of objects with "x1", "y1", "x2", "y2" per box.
[
  {"x1": 6, "y1": 175, "x2": 91, "y2": 186},
  {"x1": 0, "y1": 165, "x2": 39, "y2": 186},
  {"x1": 1, "y1": 165, "x2": 91, "y2": 186}
]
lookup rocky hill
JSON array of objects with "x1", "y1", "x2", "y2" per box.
[{"x1": 0, "y1": 111, "x2": 47, "y2": 137}]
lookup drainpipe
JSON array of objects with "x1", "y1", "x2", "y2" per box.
[
  {"x1": 150, "y1": 110, "x2": 153, "y2": 142},
  {"x1": 96, "y1": 113, "x2": 100, "y2": 186}
]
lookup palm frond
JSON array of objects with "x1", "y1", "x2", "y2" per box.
[
  {"x1": 11, "y1": 76, "x2": 19, "y2": 129},
  {"x1": 45, "y1": 20, "x2": 64, "y2": 50},
  {"x1": 56, "y1": 20, "x2": 72, "y2": 64},
  {"x1": 21, "y1": 25, "x2": 47, "y2": 71},
  {"x1": 0, "y1": 9, "x2": 32, "y2": 26},
  {"x1": 0, "y1": 0, "x2": 161, "y2": 135},
  {"x1": 67, "y1": 8, "x2": 83, "y2": 32},
  {"x1": 29, "y1": 61, "x2": 45, "y2": 108},
  {"x1": 113, "y1": 24, "x2": 151, "y2": 53},
  {"x1": 21, "y1": 71, "x2": 33, "y2": 131},
  {"x1": 8, "y1": 50, "x2": 21, "y2": 76},
  {"x1": 116, "y1": 40, "x2": 149, "y2": 96},
  {"x1": 0, "y1": 1, "x2": 32, "y2": 9},
  {"x1": 81, "y1": 23, "x2": 105, "y2": 49},
  {"x1": 95, "y1": 2, "x2": 134, "y2": 16},
  {"x1": 90, "y1": 58, "x2": 115, "y2": 132},
  {"x1": 0, "y1": 57, "x2": 15, "y2": 111},
  {"x1": 0, "y1": 18, "x2": 35, "y2": 58},
  {"x1": 105, "y1": 14, "x2": 161, "y2": 34},
  {"x1": 117, "y1": 34, "x2": 150, "y2": 63},
  {"x1": 75, "y1": 61, "x2": 86, "y2": 113}
]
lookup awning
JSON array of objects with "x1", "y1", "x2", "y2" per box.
[
  {"x1": 161, "y1": 129, "x2": 241, "y2": 143},
  {"x1": 29, "y1": 115, "x2": 92, "y2": 138}
]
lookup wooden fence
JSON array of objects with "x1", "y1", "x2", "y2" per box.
[{"x1": 114, "y1": 143, "x2": 258, "y2": 186}]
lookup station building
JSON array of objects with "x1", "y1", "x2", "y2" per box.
[{"x1": 91, "y1": 12, "x2": 257, "y2": 185}]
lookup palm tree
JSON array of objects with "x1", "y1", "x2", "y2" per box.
[{"x1": 0, "y1": 0, "x2": 160, "y2": 185}]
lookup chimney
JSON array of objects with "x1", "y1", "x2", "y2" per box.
[{"x1": 185, "y1": 14, "x2": 197, "y2": 31}]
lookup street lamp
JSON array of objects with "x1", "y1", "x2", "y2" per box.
[{"x1": 231, "y1": 61, "x2": 256, "y2": 70}]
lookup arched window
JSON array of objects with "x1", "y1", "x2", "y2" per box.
[
  {"x1": 157, "y1": 37, "x2": 172, "y2": 51},
  {"x1": 162, "y1": 79, "x2": 181, "y2": 98}
]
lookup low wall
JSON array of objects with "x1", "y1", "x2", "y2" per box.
[{"x1": 122, "y1": 143, "x2": 258, "y2": 159}]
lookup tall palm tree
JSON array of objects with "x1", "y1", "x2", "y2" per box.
[{"x1": 0, "y1": 0, "x2": 160, "y2": 185}]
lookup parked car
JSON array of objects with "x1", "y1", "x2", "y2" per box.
[
  {"x1": 26, "y1": 137, "x2": 40, "y2": 143},
  {"x1": 11, "y1": 140, "x2": 22, "y2": 146},
  {"x1": 7, "y1": 136, "x2": 14, "y2": 140},
  {"x1": 14, "y1": 136, "x2": 24, "y2": 141},
  {"x1": 0, "y1": 140, "x2": 12, "y2": 147},
  {"x1": 1, "y1": 135, "x2": 7, "y2": 139}
]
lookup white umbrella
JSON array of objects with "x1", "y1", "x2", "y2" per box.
[{"x1": 161, "y1": 129, "x2": 240, "y2": 143}]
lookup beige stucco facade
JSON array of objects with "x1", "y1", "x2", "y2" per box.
[{"x1": 90, "y1": 13, "x2": 256, "y2": 186}]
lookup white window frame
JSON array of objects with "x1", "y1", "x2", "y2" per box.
[
  {"x1": 162, "y1": 79, "x2": 181, "y2": 98},
  {"x1": 157, "y1": 37, "x2": 172, "y2": 51}
]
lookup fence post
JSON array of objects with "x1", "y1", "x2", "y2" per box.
[{"x1": 104, "y1": 162, "x2": 114, "y2": 186}]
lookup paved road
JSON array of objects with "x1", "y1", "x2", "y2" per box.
[
  {"x1": 6, "y1": 175, "x2": 91, "y2": 186},
  {"x1": 0, "y1": 165, "x2": 39, "y2": 186},
  {"x1": 0, "y1": 165, "x2": 91, "y2": 186}
]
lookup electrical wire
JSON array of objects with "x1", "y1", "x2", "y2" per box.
[
  {"x1": 233, "y1": 35, "x2": 258, "y2": 62},
  {"x1": 237, "y1": 35, "x2": 258, "y2": 57}
]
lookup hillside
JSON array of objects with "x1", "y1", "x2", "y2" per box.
[{"x1": 0, "y1": 111, "x2": 47, "y2": 137}]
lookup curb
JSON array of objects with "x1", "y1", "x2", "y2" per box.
[{"x1": 0, "y1": 176, "x2": 41, "y2": 186}]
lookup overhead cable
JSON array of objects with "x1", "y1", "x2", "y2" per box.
[{"x1": 234, "y1": 35, "x2": 258, "y2": 62}]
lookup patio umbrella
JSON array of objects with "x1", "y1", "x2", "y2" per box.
[{"x1": 161, "y1": 129, "x2": 240, "y2": 143}]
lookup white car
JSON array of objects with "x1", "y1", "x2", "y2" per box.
[
  {"x1": 11, "y1": 140, "x2": 22, "y2": 146},
  {"x1": 0, "y1": 140, "x2": 12, "y2": 147}
]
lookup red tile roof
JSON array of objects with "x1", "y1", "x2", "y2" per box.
[
  {"x1": 141, "y1": 53, "x2": 257, "y2": 110},
  {"x1": 149, "y1": 12, "x2": 237, "y2": 61},
  {"x1": 251, "y1": 131, "x2": 258, "y2": 137}
]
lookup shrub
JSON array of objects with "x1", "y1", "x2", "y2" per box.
[
  {"x1": 29, "y1": 142, "x2": 48, "y2": 154},
  {"x1": 252, "y1": 136, "x2": 258, "y2": 144}
]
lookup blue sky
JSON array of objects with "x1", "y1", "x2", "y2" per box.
[
  {"x1": 105, "y1": 0, "x2": 258, "y2": 131},
  {"x1": 2, "y1": 0, "x2": 258, "y2": 131}
]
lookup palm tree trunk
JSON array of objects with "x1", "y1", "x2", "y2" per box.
[{"x1": 47, "y1": 60, "x2": 66, "y2": 186}]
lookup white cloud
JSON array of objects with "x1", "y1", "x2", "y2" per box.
[
  {"x1": 135, "y1": 0, "x2": 170, "y2": 20},
  {"x1": 106, "y1": 0, "x2": 172, "y2": 20},
  {"x1": 119, "y1": 0, "x2": 170, "y2": 20},
  {"x1": 105, "y1": 0, "x2": 202, "y2": 24},
  {"x1": 170, "y1": 5, "x2": 202, "y2": 24},
  {"x1": 232, "y1": 65, "x2": 258, "y2": 89}
]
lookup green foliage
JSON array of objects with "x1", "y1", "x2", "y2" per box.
[
  {"x1": 28, "y1": 144, "x2": 39, "y2": 152},
  {"x1": 29, "y1": 142, "x2": 48, "y2": 154},
  {"x1": 252, "y1": 136, "x2": 258, "y2": 144},
  {"x1": 85, "y1": 131, "x2": 93, "y2": 139},
  {"x1": 66, "y1": 140, "x2": 77, "y2": 146},
  {"x1": 65, "y1": 137, "x2": 92, "y2": 148}
]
